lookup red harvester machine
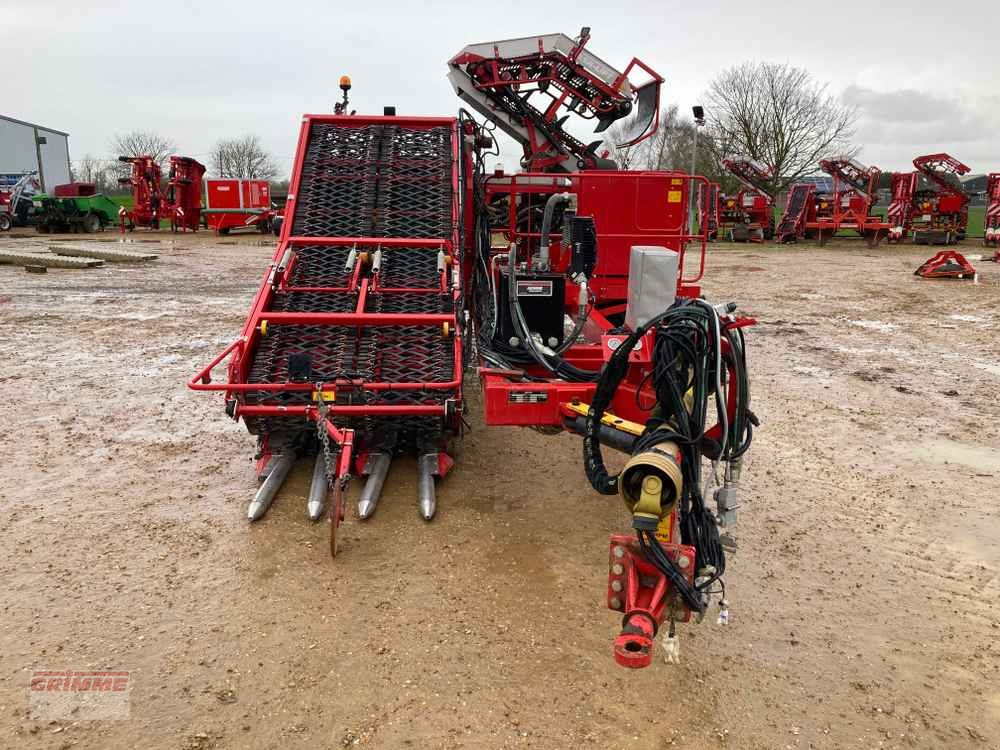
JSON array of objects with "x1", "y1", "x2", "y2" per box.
[
  {"x1": 203, "y1": 178, "x2": 275, "y2": 235},
  {"x1": 983, "y1": 173, "x2": 1000, "y2": 254},
  {"x1": 886, "y1": 171, "x2": 918, "y2": 243},
  {"x1": 887, "y1": 153, "x2": 970, "y2": 245},
  {"x1": 189, "y1": 28, "x2": 757, "y2": 669},
  {"x1": 698, "y1": 182, "x2": 720, "y2": 240},
  {"x1": 776, "y1": 157, "x2": 888, "y2": 246},
  {"x1": 719, "y1": 158, "x2": 774, "y2": 242},
  {"x1": 118, "y1": 154, "x2": 206, "y2": 232}
]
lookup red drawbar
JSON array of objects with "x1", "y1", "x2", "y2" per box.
[{"x1": 607, "y1": 534, "x2": 696, "y2": 668}]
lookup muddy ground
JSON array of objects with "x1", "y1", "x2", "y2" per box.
[{"x1": 1, "y1": 232, "x2": 998, "y2": 750}]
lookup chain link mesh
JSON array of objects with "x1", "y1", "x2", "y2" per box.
[{"x1": 240, "y1": 121, "x2": 460, "y2": 451}]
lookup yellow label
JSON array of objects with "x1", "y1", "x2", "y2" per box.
[
  {"x1": 312, "y1": 390, "x2": 337, "y2": 402},
  {"x1": 668, "y1": 190, "x2": 683, "y2": 203},
  {"x1": 671, "y1": 178, "x2": 683, "y2": 185},
  {"x1": 562, "y1": 401, "x2": 644, "y2": 436},
  {"x1": 655, "y1": 515, "x2": 672, "y2": 543}
]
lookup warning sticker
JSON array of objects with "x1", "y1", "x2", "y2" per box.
[{"x1": 668, "y1": 190, "x2": 683, "y2": 203}]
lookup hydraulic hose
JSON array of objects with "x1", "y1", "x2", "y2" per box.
[{"x1": 538, "y1": 192, "x2": 573, "y2": 271}]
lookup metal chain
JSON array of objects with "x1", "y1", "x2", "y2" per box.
[{"x1": 314, "y1": 382, "x2": 336, "y2": 483}]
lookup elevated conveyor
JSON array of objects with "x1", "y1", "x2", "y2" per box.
[{"x1": 191, "y1": 115, "x2": 464, "y2": 545}]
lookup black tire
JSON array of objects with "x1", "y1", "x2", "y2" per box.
[
  {"x1": 0, "y1": 214, "x2": 11, "y2": 232},
  {"x1": 218, "y1": 226, "x2": 231, "y2": 236},
  {"x1": 36, "y1": 223, "x2": 51, "y2": 234},
  {"x1": 82, "y1": 213, "x2": 101, "y2": 233},
  {"x1": 258, "y1": 219, "x2": 271, "y2": 234},
  {"x1": 272, "y1": 216, "x2": 283, "y2": 237}
]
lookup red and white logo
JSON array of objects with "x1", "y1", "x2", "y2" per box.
[{"x1": 30, "y1": 670, "x2": 132, "y2": 720}]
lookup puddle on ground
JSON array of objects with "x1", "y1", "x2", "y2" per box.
[
  {"x1": 908, "y1": 439, "x2": 1000, "y2": 473},
  {"x1": 948, "y1": 314, "x2": 988, "y2": 323},
  {"x1": 970, "y1": 361, "x2": 1000, "y2": 377},
  {"x1": 850, "y1": 319, "x2": 897, "y2": 333}
]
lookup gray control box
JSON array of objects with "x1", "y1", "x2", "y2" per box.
[{"x1": 625, "y1": 246, "x2": 679, "y2": 331}]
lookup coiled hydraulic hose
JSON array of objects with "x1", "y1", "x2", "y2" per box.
[{"x1": 584, "y1": 299, "x2": 756, "y2": 600}]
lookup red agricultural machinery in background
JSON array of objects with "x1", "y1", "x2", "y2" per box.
[
  {"x1": 203, "y1": 178, "x2": 277, "y2": 235},
  {"x1": 887, "y1": 171, "x2": 918, "y2": 244},
  {"x1": 775, "y1": 157, "x2": 887, "y2": 246},
  {"x1": 887, "y1": 153, "x2": 970, "y2": 245},
  {"x1": 698, "y1": 182, "x2": 720, "y2": 240},
  {"x1": 719, "y1": 158, "x2": 774, "y2": 242},
  {"x1": 0, "y1": 171, "x2": 39, "y2": 231},
  {"x1": 118, "y1": 154, "x2": 206, "y2": 232},
  {"x1": 190, "y1": 28, "x2": 756, "y2": 670},
  {"x1": 983, "y1": 173, "x2": 1000, "y2": 254}
]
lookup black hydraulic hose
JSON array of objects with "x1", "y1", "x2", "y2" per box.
[{"x1": 539, "y1": 191, "x2": 571, "y2": 271}]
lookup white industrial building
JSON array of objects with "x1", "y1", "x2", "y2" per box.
[{"x1": 0, "y1": 114, "x2": 71, "y2": 192}]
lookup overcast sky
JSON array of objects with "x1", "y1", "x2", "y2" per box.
[{"x1": 3, "y1": 0, "x2": 997, "y2": 176}]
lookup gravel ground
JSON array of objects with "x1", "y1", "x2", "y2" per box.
[{"x1": 1, "y1": 232, "x2": 998, "y2": 749}]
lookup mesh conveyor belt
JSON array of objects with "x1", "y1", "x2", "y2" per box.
[
  {"x1": 776, "y1": 184, "x2": 812, "y2": 240},
  {"x1": 240, "y1": 120, "x2": 458, "y2": 450}
]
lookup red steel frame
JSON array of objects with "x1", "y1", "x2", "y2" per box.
[
  {"x1": 450, "y1": 30, "x2": 662, "y2": 171},
  {"x1": 204, "y1": 178, "x2": 275, "y2": 235},
  {"x1": 483, "y1": 170, "x2": 709, "y2": 311},
  {"x1": 802, "y1": 158, "x2": 888, "y2": 246},
  {"x1": 911, "y1": 153, "x2": 970, "y2": 242},
  {"x1": 190, "y1": 115, "x2": 464, "y2": 549},
  {"x1": 476, "y1": 163, "x2": 731, "y2": 430},
  {"x1": 720, "y1": 158, "x2": 774, "y2": 242},
  {"x1": 887, "y1": 171, "x2": 918, "y2": 243},
  {"x1": 698, "y1": 182, "x2": 720, "y2": 240},
  {"x1": 985, "y1": 173, "x2": 1000, "y2": 249},
  {"x1": 191, "y1": 115, "x2": 463, "y2": 409},
  {"x1": 119, "y1": 154, "x2": 205, "y2": 232}
]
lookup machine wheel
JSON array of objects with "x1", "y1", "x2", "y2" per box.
[
  {"x1": 272, "y1": 216, "x2": 283, "y2": 237},
  {"x1": 0, "y1": 214, "x2": 11, "y2": 232},
  {"x1": 218, "y1": 226, "x2": 231, "y2": 236},
  {"x1": 258, "y1": 219, "x2": 271, "y2": 234},
  {"x1": 82, "y1": 213, "x2": 101, "y2": 233},
  {"x1": 36, "y1": 223, "x2": 50, "y2": 234}
]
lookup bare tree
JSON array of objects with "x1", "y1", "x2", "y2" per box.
[
  {"x1": 210, "y1": 135, "x2": 278, "y2": 180},
  {"x1": 704, "y1": 62, "x2": 857, "y2": 193},
  {"x1": 73, "y1": 155, "x2": 121, "y2": 194},
  {"x1": 600, "y1": 122, "x2": 640, "y2": 169},
  {"x1": 110, "y1": 131, "x2": 176, "y2": 167},
  {"x1": 605, "y1": 104, "x2": 728, "y2": 186}
]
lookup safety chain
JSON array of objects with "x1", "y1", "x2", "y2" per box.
[{"x1": 314, "y1": 382, "x2": 336, "y2": 484}]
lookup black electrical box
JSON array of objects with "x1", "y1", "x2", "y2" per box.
[
  {"x1": 563, "y1": 214, "x2": 598, "y2": 279},
  {"x1": 494, "y1": 270, "x2": 566, "y2": 349}
]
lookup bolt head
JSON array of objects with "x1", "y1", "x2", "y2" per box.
[
  {"x1": 613, "y1": 546, "x2": 625, "y2": 559},
  {"x1": 676, "y1": 554, "x2": 690, "y2": 569},
  {"x1": 611, "y1": 563, "x2": 624, "y2": 576},
  {"x1": 611, "y1": 580, "x2": 622, "y2": 592},
  {"x1": 610, "y1": 597, "x2": 621, "y2": 609}
]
